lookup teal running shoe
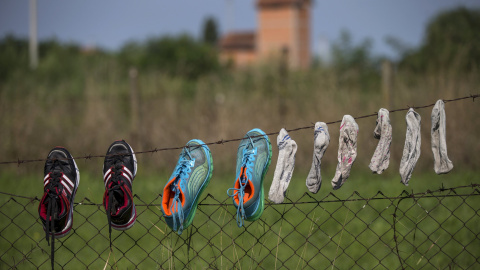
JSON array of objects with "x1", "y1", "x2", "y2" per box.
[
  {"x1": 228, "y1": 128, "x2": 272, "y2": 227},
  {"x1": 161, "y1": 139, "x2": 213, "y2": 235}
]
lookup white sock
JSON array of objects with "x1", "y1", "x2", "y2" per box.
[
  {"x1": 268, "y1": 128, "x2": 297, "y2": 204},
  {"x1": 306, "y1": 122, "x2": 330, "y2": 193},
  {"x1": 431, "y1": 100, "x2": 453, "y2": 174},
  {"x1": 400, "y1": 108, "x2": 421, "y2": 186},
  {"x1": 369, "y1": 108, "x2": 392, "y2": 174},
  {"x1": 331, "y1": 115, "x2": 359, "y2": 190}
]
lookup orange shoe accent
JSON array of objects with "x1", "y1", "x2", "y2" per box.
[
  {"x1": 162, "y1": 177, "x2": 185, "y2": 216},
  {"x1": 234, "y1": 167, "x2": 255, "y2": 205}
]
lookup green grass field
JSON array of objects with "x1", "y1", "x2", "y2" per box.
[
  {"x1": 1, "y1": 53, "x2": 479, "y2": 269},
  {"x1": 1, "y1": 167, "x2": 479, "y2": 269}
]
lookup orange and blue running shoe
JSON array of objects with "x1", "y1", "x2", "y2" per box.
[
  {"x1": 161, "y1": 139, "x2": 213, "y2": 234},
  {"x1": 228, "y1": 128, "x2": 272, "y2": 227}
]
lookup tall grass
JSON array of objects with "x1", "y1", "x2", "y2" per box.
[
  {"x1": 1, "y1": 172, "x2": 479, "y2": 269},
  {"x1": 0, "y1": 62, "x2": 479, "y2": 269},
  {"x1": 0, "y1": 62, "x2": 478, "y2": 178}
]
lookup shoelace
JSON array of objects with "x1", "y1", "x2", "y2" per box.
[
  {"x1": 170, "y1": 148, "x2": 194, "y2": 234},
  {"x1": 170, "y1": 180, "x2": 184, "y2": 234},
  {"x1": 228, "y1": 136, "x2": 256, "y2": 227},
  {"x1": 105, "y1": 155, "x2": 127, "y2": 249},
  {"x1": 44, "y1": 161, "x2": 62, "y2": 270}
]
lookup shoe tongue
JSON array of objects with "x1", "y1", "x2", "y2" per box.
[
  {"x1": 110, "y1": 189, "x2": 124, "y2": 214},
  {"x1": 48, "y1": 194, "x2": 65, "y2": 217},
  {"x1": 171, "y1": 177, "x2": 181, "y2": 191},
  {"x1": 240, "y1": 170, "x2": 249, "y2": 184}
]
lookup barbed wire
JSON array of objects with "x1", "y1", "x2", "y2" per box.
[{"x1": 0, "y1": 94, "x2": 477, "y2": 166}]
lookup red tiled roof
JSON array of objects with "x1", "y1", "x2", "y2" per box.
[
  {"x1": 257, "y1": 0, "x2": 310, "y2": 8},
  {"x1": 219, "y1": 32, "x2": 256, "y2": 51}
]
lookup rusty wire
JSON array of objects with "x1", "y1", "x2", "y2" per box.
[{"x1": 0, "y1": 94, "x2": 478, "y2": 166}]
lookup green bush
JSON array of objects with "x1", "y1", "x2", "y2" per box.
[
  {"x1": 119, "y1": 34, "x2": 219, "y2": 79},
  {"x1": 399, "y1": 8, "x2": 480, "y2": 72}
]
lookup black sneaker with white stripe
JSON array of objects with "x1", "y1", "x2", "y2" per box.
[
  {"x1": 103, "y1": 140, "x2": 137, "y2": 246},
  {"x1": 39, "y1": 147, "x2": 80, "y2": 270}
]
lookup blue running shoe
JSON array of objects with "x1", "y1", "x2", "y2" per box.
[
  {"x1": 228, "y1": 128, "x2": 272, "y2": 227},
  {"x1": 161, "y1": 139, "x2": 213, "y2": 235}
]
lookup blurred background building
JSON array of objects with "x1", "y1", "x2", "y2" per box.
[{"x1": 220, "y1": 0, "x2": 311, "y2": 69}]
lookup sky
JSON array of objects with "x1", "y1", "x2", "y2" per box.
[{"x1": 1, "y1": 0, "x2": 479, "y2": 59}]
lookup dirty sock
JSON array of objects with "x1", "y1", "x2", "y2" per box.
[
  {"x1": 268, "y1": 128, "x2": 297, "y2": 204},
  {"x1": 431, "y1": 100, "x2": 453, "y2": 174},
  {"x1": 399, "y1": 108, "x2": 421, "y2": 186},
  {"x1": 369, "y1": 108, "x2": 393, "y2": 174},
  {"x1": 331, "y1": 115, "x2": 359, "y2": 190},
  {"x1": 306, "y1": 122, "x2": 330, "y2": 193}
]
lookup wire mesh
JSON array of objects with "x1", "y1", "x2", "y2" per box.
[{"x1": 1, "y1": 184, "x2": 479, "y2": 269}]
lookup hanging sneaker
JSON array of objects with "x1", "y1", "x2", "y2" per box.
[
  {"x1": 161, "y1": 139, "x2": 213, "y2": 235},
  {"x1": 103, "y1": 140, "x2": 137, "y2": 247},
  {"x1": 39, "y1": 147, "x2": 80, "y2": 270},
  {"x1": 228, "y1": 128, "x2": 272, "y2": 227}
]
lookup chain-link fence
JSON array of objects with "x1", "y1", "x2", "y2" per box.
[{"x1": 1, "y1": 184, "x2": 479, "y2": 269}]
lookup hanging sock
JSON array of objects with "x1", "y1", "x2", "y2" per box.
[
  {"x1": 399, "y1": 108, "x2": 421, "y2": 186},
  {"x1": 306, "y1": 122, "x2": 330, "y2": 193},
  {"x1": 431, "y1": 100, "x2": 453, "y2": 174},
  {"x1": 331, "y1": 115, "x2": 359, "y2": 190},
  {"x1": 369, "y1": 109, "x2": 393, "y2": 174},
  {"x1": 268, "y1": 128, "x2": 297, "y2": 203}
]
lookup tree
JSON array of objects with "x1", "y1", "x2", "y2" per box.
[
  {"x1": 329, "y1": 30, "x2": 380, "y2": 91},
  {"x1": 399, "y1": 7, "x2": 480, "y2": 71},
  {"x1": 0, "y1": 35, "x2": 29, "y2": 80},
  {"x1": 119, "y1": 34, "x2": 219, "y2": 79},
  {"x1": 202, "y1": 16, "x2": 219, "y2": 47},
  {"x1": 331, "y1": 30, "x2": 375, "y2": 72}
]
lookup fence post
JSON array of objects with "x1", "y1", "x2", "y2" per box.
[
  {"x1": 278, "y1": 47, "x2": 289, "y2": 123},
  {"x1": 381, "y1": 60, "x2": 393, "y2": 108},
  {"x1": 129, "y1": 67, "x2": 140, "y2": 148},
  {"x1": 29, "y1": 0, "x2": 38, "y2": 69}
]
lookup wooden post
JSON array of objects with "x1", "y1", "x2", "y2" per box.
[
  {"x1": 29, "y1": 0, "x2": 38, "y2": 69},
  {"x1": 278, "y1": 46, "x2": 289, "y2": 122},
  {"x1": 381, "y1": 60, "x2": 393, "y2": 108},
  {"x1": 129, "y1": 67, "x2": 140, "y2": 148}
]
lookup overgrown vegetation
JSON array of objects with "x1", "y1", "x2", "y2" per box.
[
  {"x1": 0, "y1": 8, "x2": 479, "y2": 269},
  {"x1": 0, "y1": 7, "x2": 479, "y2": 176},
  {"x1": 393, "y1": 7, "x2": 480, "y2": 73},
  {"x1": 119, "y1": 34, "x2": 219, "y2": 79}
]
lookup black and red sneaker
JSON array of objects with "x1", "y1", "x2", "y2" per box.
[
  {"x1": 103, "y1": 140, "x2": 137, "y2": 246},
  {"x1": 38, "y1": 147, "x2": 80, "y2": 269}
]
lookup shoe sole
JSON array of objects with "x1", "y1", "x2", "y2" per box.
[
  {"x1": 244, "y1": 128, "x2": 272, "y2": 222},
  {"x1": 182, "y1": 139, "x2": 214, "y2": 230},
  {"x1": 111, "y1": 207, "x2": 137, "y2": 231},
  {"x1": 107, "y1": 140, "x2": 137, "y2": 230},
  {"x1": 50, "y1": 147, "x2": 80, "y2": 239}
]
